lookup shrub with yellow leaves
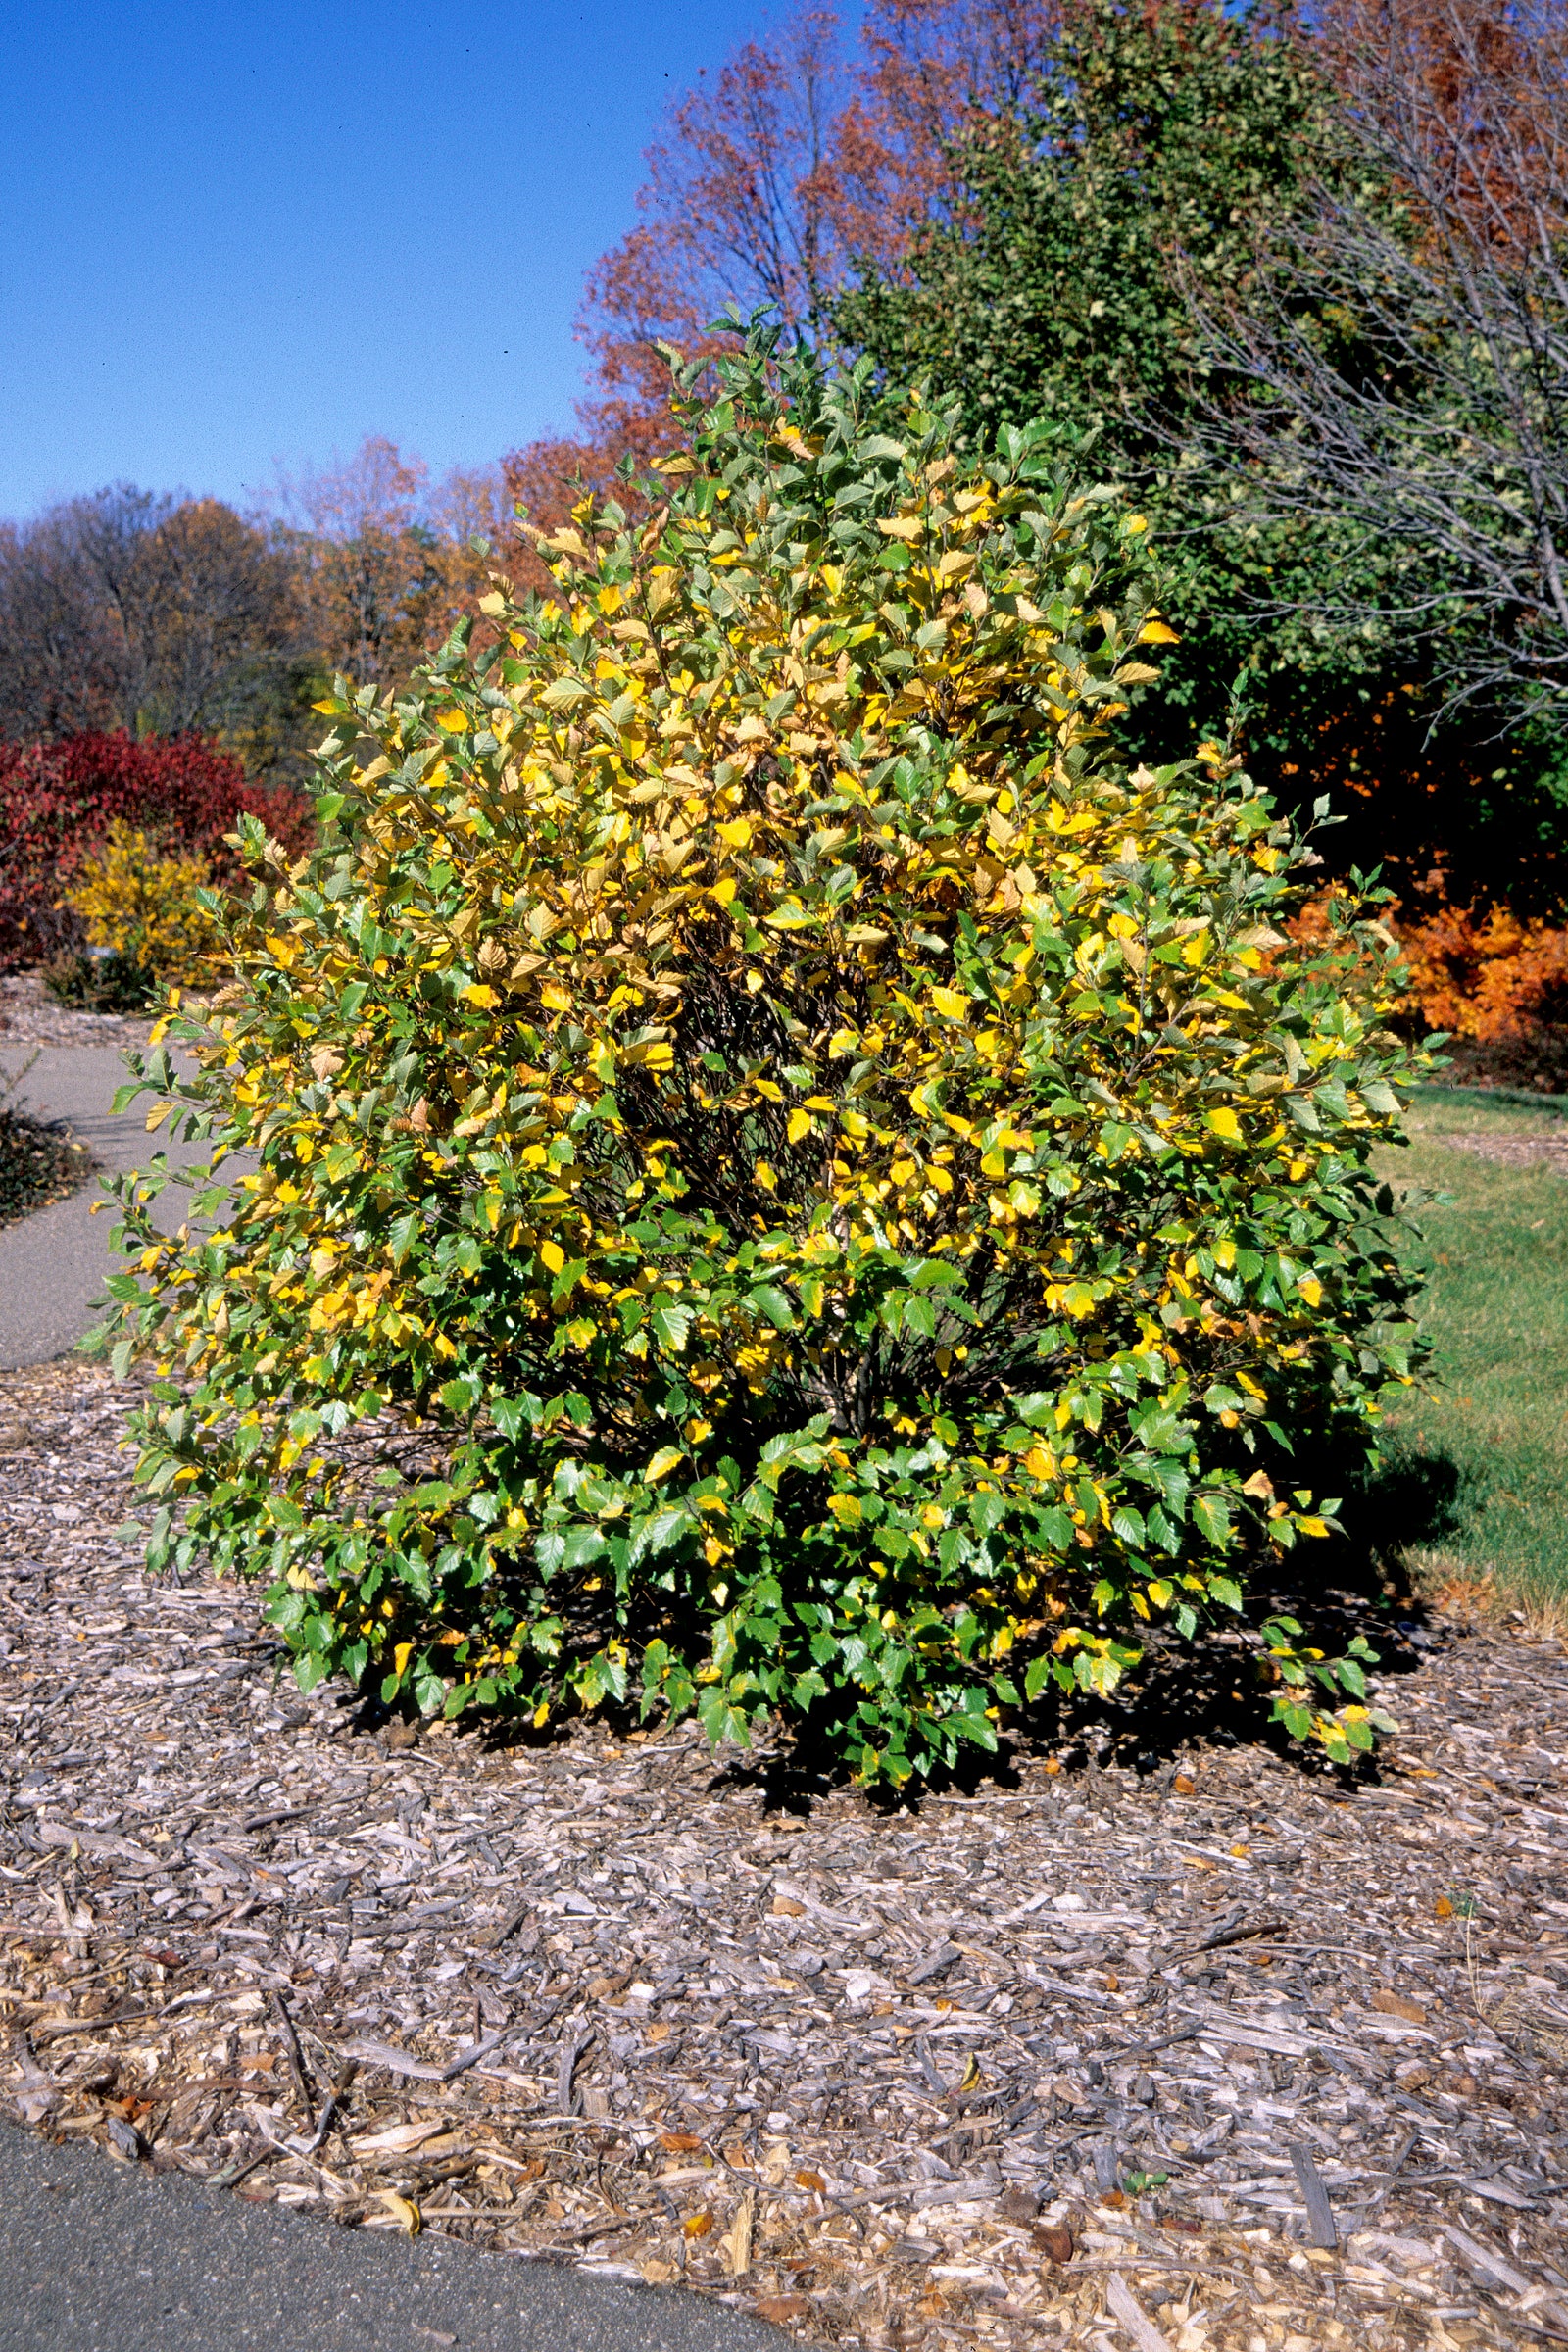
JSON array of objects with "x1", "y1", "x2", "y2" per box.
[
  {"x1": 102, "y1": 326, "x2": 1424, "y2": 1780},
  {"x1": 66, "y1": 816, "x2": 218, "y2": 994}
]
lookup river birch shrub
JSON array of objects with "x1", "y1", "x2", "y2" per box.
[{"x1": 104, "y1": 332, "x2": 1424, "y2": 1782}]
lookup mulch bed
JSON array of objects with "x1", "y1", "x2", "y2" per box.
[
  {"x1": 2, "y1": 1357, "x2": 1566, "y2": 2352},
  {"x1": 0, "y1": 970, "x2": 153, "y2": 1052},
  {"x1": 1439, "y1": 1129, "x2": 1568, "y2": 1175},
  {"x1": 0, "y1": 1103, "x2": 93, "y2": 1231}
]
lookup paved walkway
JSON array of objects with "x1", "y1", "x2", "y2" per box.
[
  {"x1": 0, "y1": 2124, "x2": 787, "y2": 2351},
  {"x1": 0, "y1": 1043, "x2": 228, "y2": 1369}
]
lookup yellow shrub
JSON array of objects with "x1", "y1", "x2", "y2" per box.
[
  {"x1": 66, "y1": 819, "x2": 218, "y2": 985},
  {"x1": 105, "y1": 329, "x2": 1425, "y2": 1780}
]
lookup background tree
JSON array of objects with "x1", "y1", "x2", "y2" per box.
[
  {"x1": 505, "y1": 0, "x2": 1065, "y2": 539},
  {"x1": 265, "y1": 436, "x2": 513, "y2": 700},
  {"x1": 1187, "y1": 0, "x2": 1568, "y2": 732},
  {"x1": 0, "y1": 486, "x2": 312, "y2": 767},
  {"x1": 835, "y1": 0, "x2": 1568, "y2": 923}
]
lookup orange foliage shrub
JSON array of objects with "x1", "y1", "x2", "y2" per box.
[
  {"x1": 1290, "y1": 885, "x2": 1568, "y2": 1042},
  {"x1": 1394, "y1": 900, "x2": 1568, "y2": 1040}
]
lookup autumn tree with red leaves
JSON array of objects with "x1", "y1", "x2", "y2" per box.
[{"x1": 502, "y1": 0, "x2": 1066, "y2": 539}]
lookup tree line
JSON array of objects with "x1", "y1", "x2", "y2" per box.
[{"x1": 0, "y1": 440, "x2": 510, "y2": 780}]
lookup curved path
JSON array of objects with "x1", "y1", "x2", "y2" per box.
[
  {"x1": 0, "y1": 1042, "x2": 226, "y2": 1369},
  {"x1": 0, "y1": 2124, "x2": 787, "y2": 2351}
]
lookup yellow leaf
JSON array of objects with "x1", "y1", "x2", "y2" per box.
[
  {"x1": 540, "y1": 981, "x2": 571, "y2": 1012},
  {"x1": 1298, "y1": 1276, "x2": 1323, "y2": 1308},
  {"x1": 436, "y1": 710, "x2": 469, "y2": 733},
  {"x1": 378, "y1": 2191, "x2": 421, "y2": 2234},
  {"x1": 1138, "y1": 619, "x2": 1181, "y2": 644},
  {"x1": 929, "y1": 987, "x2": 968, "y2": 1019},
  {"x1": 462, "y1": 983, "x2": 500, "y2": 1009},
  {"x1": 1207, "y1": 1107, "x2": 1243, "y2": 1143},
  {"x1": 756, "y1": 1161, "x2": 777, "y2": 1191},
  {"x1": 715, "y1": 818, "x2": 753, "y2": 849},
  {"x1": 392, "y1": 1642, "x2": 414, "y2": 1677},
  {"x1": 539, "y1": 1240, "x2": 565, "y2": 1273},
  {"x1": 786, "y1": 1107, "x2": 812, "y2": 1145},
  {"x1": 646, "y1": 1446, "x2": 685, "y2": 1483},
  {"x1": 957, "y1": 2053, "x2": 981, "y2": 2091}
]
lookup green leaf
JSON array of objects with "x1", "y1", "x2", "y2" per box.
[{"x1": 749, "y1": 1283, "x2": 797, "y2": 1330}]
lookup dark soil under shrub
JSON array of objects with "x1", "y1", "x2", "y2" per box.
[{"x1": 0, "y1": 1106, "x2": 93, "y2": 1230}]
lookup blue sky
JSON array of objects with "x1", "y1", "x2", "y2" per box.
[{"x1": 0, "y1": 1, "x2": 781, "y2": 521}]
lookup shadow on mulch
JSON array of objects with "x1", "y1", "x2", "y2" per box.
[
  {"x1": 714, "y1": 1443, "x2": 1472, "y2": 1816},
  {"x1": 330, "y1": 1440, "x2": 1473, "y2": 1815}
]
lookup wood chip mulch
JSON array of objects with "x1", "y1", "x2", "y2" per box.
[
  {"x1": 0, "y1": 970, "x2": 152, "y2": 1052},
  {"x1": 3, "y1": 1356, "x2": 1566, "y2": 2352},
  {"x1": 1439, "y1": 1129, "x2": 1568, "y2": 1175}
]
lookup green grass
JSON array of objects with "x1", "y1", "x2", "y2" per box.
[{"x1": 1376, "y1": 1088, "x2": 1568, "y2": 1609}]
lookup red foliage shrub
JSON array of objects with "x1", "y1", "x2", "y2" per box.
[{"x1": 0, "y1": 732, "x2": 312, "y2": 972}]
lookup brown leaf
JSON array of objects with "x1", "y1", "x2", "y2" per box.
[
  {"x1": 1034, "y1": 2223, "x2": 1074, "y2": 2265},
  {"x1": 683, "y1": 2209, "x2": 714, "y2": 2238},
  {"x1": 771, "y1": 1894, "x2": 807, "y2": 1916},
  {"x1": 660, "y1": 2131, "x2": 704, "y2": 2153},
  {"x1": 794, "y1": 2168, "x2": 827, "y2": 2192},
  {"x1": 1372, "y1": 1988, "x2": 1429, "y2": 2024},
  {"x1": 752, "y1": 2297, "x2": 809, "y2": 2323}
]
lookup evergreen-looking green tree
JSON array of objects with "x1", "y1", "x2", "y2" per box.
[{"x1": 838, "y1": 0, "x2": 1568, "y2": 914}]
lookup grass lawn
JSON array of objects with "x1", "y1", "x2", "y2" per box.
[{"x1": 1377, "y1": 1087, "x2": 1568, "y2": 1613}]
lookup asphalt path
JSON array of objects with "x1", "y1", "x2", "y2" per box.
[
  {"x1": 0, "y1": 1042, "x2": 232, "y2": 1369},
  {"x1": 0, "y1": 2124, "x2": 789, "y2": 2351}
]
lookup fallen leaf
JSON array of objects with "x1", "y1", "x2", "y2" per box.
[
  {"x1": 752, "y1": 2297, "x2": 809, "y2": 2322},
  {"x1": 377, "y1": 2190, "x2": 421, "y2": 2235},
  {"x1": 1372, "y1": 1988, "x2": 1429, "y2": 2025},
  {"x1": 1173, "y1": 1773, "x2": 1197, "y2": 1795},
  {"x1": 795, "y1": 2168, "x2": 827, "y2": 2193},
  {"x1": 1161, "y1": 2214, "x2": 1203, "y2": 2236},
  {"x1": 641, "y1": 2258, "x2": 679, "y2": 2284},
  {"x1": 771, "y1": 1895, "x2": 807, "y2": 1917},
  {"x1": 646, "y1": 2021, "x2": 672, "y2": 2044},
  {"x1": 1436, "y1": 1895, "x2": 1455, "y2": 1918},
  {"x1": 1034, "y1": 2223, "x2": 1074, "y2": 2265},
  {"x1": 683, "y1": 2209, "x2": 714, "y2": 2238},
  {"x1": 660, "y1": 2132, "x2": 704, "y2": 2153}
]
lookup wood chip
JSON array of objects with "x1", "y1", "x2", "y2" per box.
[{"x1": 2, "y1": 1351, "x2": 1566, "y2": 2351}]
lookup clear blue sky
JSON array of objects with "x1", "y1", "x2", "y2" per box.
[{"x1": 0, "y1": 1, "x2": 778, "y2": 522}]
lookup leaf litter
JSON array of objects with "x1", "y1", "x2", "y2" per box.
[{"x1": 3, "y1": 1356, "x2": 1567, "y2": 2351}]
